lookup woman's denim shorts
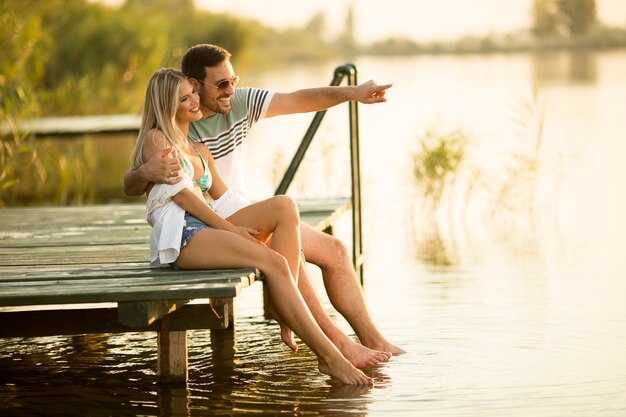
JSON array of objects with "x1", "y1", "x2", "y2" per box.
[{"x1": 171, "y1": 212, "x2": 211, "y2": 269}]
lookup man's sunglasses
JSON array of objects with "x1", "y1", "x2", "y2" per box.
[{"x1": 197, "y1": 75, "x2": 240, "y2": 90}]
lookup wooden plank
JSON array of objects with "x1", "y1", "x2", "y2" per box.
[
  {"x1": 0, "y1": 204, "x2": 145, "y2": 226},
  {"x1": 0, "y1": 264, "x2": 257, "y2": 308},
  {"x1": 0, "y1": 279, "x2": 244, "y2": 307},
  {"x1": 0, "y1": 302, "x2": 230, "y2": 337},
  {"x1": 0, "y1": 262, "x2": 151, "y2": 276},
  {"x1": 0, "y1": 245, "x2": 149, "y2": 266},
  {"x1": 0, "y1": 228, "x2": 150, "y2": 248},
  {"x1": 4, "y1": 114, "x2": 142, "y2": 136},
  {"x1": 118, "y1": 299, "x2": 190, "y2": 327},
  {"x1": 0, "y1": 265, "x2": 254, "y2": 285},
  {"x1": 0, "y1": 264, "x2": 257, "y2": 284}
]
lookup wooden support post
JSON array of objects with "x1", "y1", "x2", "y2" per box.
[
  {"x1": 157, "y1": 314, "x2": 188, "y2": 384},
  {"x1": 158, "y1": 385, "x2": 190, "y2": 416},
  {"x1": 210, "y1": 298, "x2": 234, "y2": 329}
]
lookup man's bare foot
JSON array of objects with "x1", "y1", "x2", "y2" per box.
[
  {"x1": 318, "y1": 357, "x2": 373, "y2": 385},
  {"x1": 337, "y1": 338, "x2": 392, "y2": 368},
  {"x1": 364, "y1": 339, "x2": 406, "y2": 355}
]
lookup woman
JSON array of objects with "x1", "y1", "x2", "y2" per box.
[{"x1": 130, "y1": 68, "x2": 372, "y2": 385}]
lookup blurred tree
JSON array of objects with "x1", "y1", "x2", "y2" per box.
[
  {"x1": 304, "y1": 12, "x2": 327, "y2": 39},
  {"x1": 557, "y1": 0, "x2": 597, "y2": 36},
  {"x1": 177, "y1": 13, "x2": 259, "y2": 66},
  {"x1": 532, "y1": 0, "x2": 561, "y2": 36},
  {"x1": 247, "y1": 12, "x2": 337, "y2": 62},
  {"x1": 39, "y1": 0, "x2": 169, "y2": 115},
  {"x1": 532, "y1": 0, "x2": 597, "y2": 37},
  {"x1": 123, "y1": 0, "x2": 194, "y2": 13},
  {"x1": 3, "y1": 0, "x2": 343, "y2": 121},
  {"x1": 337, "y1": 5, "x2": 357, "y2": 56}
]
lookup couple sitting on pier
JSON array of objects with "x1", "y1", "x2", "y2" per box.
[{"x1": 124, "y1": 44, "x2": 403, "y2": 385}]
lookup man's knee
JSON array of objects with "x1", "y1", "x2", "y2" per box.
[
  {"x1": 302, "y1": 228, "x2": 350, "y2": 267},
  {"x1": 326, "y1": 234, "x2": 350, "y2": 259}
]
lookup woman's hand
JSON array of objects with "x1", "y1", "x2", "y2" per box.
[{"x1": 233, "y1": 226, "x2": 261, "y2": 243}]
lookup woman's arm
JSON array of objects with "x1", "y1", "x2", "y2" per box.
[
  {"x1": 172, "y1": 188, "x2": 259, "y2": 242},
  {"x1": 172, "y1": 188, "x2": 233, "y2": 231}
]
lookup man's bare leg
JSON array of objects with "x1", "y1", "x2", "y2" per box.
[
  {"x1": 300, "y1": 224, "x2": 406, "y2": 354},
  {"x1": 297, "y1": 256, "x2": 392, "y2": 368}
]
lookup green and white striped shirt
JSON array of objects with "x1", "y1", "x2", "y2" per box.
[{"x1": 188, "y1": 87, "x2": 273, "y2": 197}]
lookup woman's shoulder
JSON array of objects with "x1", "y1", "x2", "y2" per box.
[
  {"x1": 145, "y1": 128, "x2": 165, "y2": 143},
  {"x1": 141, "y1": 129, "x2": 171, "y2": 162},
  {"x1": 192, "y1": 141, "x2": 215, "y2": 161},
  {"x1": 144, "y1": 129, "x2": 168, "y2": 151}
]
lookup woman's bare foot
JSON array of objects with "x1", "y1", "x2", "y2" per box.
[
  {"x1": 268, "y1": 304, "x2": 298, "y2": 352},
  {"x1": 318, "y1": 357, "x2": 373, "y2": 385},
  {"x1": 280, "y1": 323, "x2": 298, "y2": 353},
  {"x1": 337, "y1": 338, "x2": 392, "y2": 368}
]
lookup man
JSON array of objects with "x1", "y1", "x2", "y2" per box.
[{"x1": 124, "y1": 44, "x2": 404, "y2": 366}]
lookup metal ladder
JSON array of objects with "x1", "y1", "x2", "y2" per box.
[{"x1": 274, "y1": 64, "x2": 364, "y2": 284}]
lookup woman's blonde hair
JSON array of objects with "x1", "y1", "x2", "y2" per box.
[{"x1": 130, "y1": 68, "x2": 187, "y2": 170}]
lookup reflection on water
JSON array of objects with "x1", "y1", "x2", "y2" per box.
[
  {"x1": 533, "y1": 50, "x2": 598, "y2": 85},
  {"x1": 0, "y1": 317, "x2": 376, "y2": 416},
  {"x1": 2, "y1": 51, "x2": 626, "y2": 416}
]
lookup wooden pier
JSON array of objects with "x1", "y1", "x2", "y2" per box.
[
  {"x1": 1, "y1": 114, "x2": 141, "y2": 137},
  {"x1": 0, "y1": 200, "x2": 347, "y2": 383}
]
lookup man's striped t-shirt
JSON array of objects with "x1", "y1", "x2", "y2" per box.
[{"x1": 188, "y1": 87, "x2": 273, "y2": 198}]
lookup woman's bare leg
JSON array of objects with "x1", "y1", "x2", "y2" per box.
[
  {"x1": 176, "y1": 228, "x2": 372, "y2": 385},
  {"x1": 227, "y1": 195, "x2": 301, "y2": 276},
  {"x1": 226, "y1": 196, "x2": 301, "y2": 351}
]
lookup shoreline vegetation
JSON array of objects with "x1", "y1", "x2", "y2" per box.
[{"x1": 1, "y1": 0, "x2": 624, "y2": 206}]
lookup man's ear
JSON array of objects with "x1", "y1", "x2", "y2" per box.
[{"x1": 189, "y1": 78, "x2": 200, "y2": 89}]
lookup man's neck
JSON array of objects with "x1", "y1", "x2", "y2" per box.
[{"x1": 200, "y1": 105, "x2": 217, "y2": 119}]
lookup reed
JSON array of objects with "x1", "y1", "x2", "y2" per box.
[
  {"x1": 0, "y1": 86, "x2": 37, "y2": 207},
  {"x1": 0, "y1": 127, "x2": 36, "y2": 207},
  {"x1": 411, "y1": 125, "x2": 468, "y2": 213},
  {"x1": 485, "y1": 89, "x2": 563, "y2": 232},
  {"x1": 2, "y1": 137, "x2": 96, "y2": 206}
]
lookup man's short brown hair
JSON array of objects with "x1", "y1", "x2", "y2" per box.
[{"x1": 181, "y1": 44, "x2": 232, "y2": 81}]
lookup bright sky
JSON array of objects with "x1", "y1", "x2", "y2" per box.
[{"x1": 196, "y1": 0, "x2": 626, "y2": 42}]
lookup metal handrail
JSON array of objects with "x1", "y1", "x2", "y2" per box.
[{"x1": 274, "y1": 64, "x2": 364, "y2": 285}]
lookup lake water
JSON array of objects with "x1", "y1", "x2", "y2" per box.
[{"x1": 1, "y1": 51, "x2": 626, "y2": 416}]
